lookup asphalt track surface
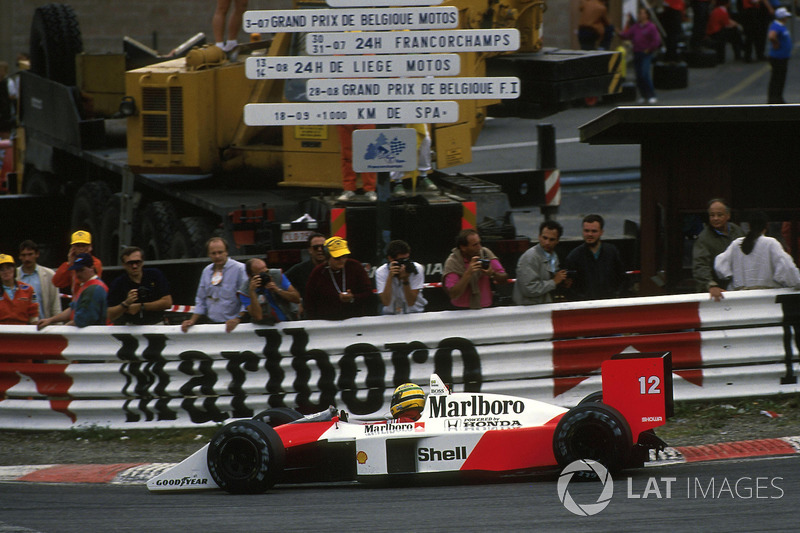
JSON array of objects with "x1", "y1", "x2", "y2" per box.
[{"x1": 0, "y1": 455, "x2": 798, "y2": 532}]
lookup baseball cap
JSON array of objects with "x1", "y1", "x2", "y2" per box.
[
  {"x1": 0, "y1": 254, "x2": 14, "y2": 266},
  {"x1": 324, "y1": 236, "x2": 351, "y2": 258},
  {"x1": 68, "y1": 253, "x2": 94, "y2": 271},
  {"x1": 775, "y1": 7, "x2": 790, "y2": 18},
  {"x1": 71, "y1": 230, "x2": 92, "y2": 245}
]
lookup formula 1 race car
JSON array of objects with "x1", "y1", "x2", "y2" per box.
[{"x1": 148, "y1": 352, "x2": 673, "y2": 494}]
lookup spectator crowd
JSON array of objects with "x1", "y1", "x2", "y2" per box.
[{"x1": 2, "y1": 203, "x2": 799, "y2": 328}]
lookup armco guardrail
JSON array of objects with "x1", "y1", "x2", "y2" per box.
[{"x1": 1, "y1": 289, "x2": 798, "y2": 429}]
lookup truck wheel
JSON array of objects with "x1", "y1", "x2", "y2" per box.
[
  {"x1": 252, "y1": 407, "x2": 303, "y2": 428},
  {"x1": 29, "y1": 3, "x2": 83, "y2": 86},
  {"x1": 168, "y1": 216, "x2": 214, "y2": 258},
  {"x1": 206, "y1": 419, "x2": 285, "y2": 494},
  {"x1": 182, "y1": 217, "x2": 215, "y2": 256},
  {"x1": 71, "y1": 181, "x2": 111, "y2": 240},
  {"x1": 139, "y1": 201, "x2": 179, "y2": 260},
  {"x1": 552, "y1": 403, "x2": 632, "y2": 477},
  {"x1": 98, "y1": 195, "x2": 121, "y2": 265}
]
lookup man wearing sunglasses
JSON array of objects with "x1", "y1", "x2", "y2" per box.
[
  {"x1": 107, "y1": 246, "x2": 173, "y2": 325},
  {"x1": 286, "y1": 233, "x2": 327, "y2": 319}
]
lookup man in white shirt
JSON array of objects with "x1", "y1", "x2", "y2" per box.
[
  {"x1": 16, "y1": 240, "x2": 61, "y2": 319},
  {"x1": 181, "y1": 237, "x2": 248, "y2": 332},
  {"x1": 375, "y1": 240, "x2": 427, "y2": 315}
]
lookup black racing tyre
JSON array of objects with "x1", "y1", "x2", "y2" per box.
[
  {"x1": 577, "y1": 391, "x2": 603, "y2": 405},
  {"x1": 29, "y1": 3, "x2": 83, "y2": 86},
  {"x1": 23, "y1": 169, "x2": 59, "y2": 195},
  {"x1": 553, "y1": 403, "x2": 632, "y2": 476},
  {"x1": 252, "y1": 407, "x2": 303, "y2": 428},
  {"x1": 206, "y1": 419, "x2": 285, "y2": 494},
  {"x1": 70, "y1": 181, "x2": 111, "y2": 239},
  {"x1": 139, "y1": 201, "x2": 179, "y2": 260}
]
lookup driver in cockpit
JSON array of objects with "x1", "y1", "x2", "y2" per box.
[{"x1": 389, "y1": 383, "x2": 426, "y2": 422}]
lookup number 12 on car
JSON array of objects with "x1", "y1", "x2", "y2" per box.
[{"x1": 602, "y1": 352, "x2": 674, "y2": 437}]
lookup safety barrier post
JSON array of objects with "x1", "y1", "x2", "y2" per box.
[
  {"x1": 777, "y1": 293, "x2": 800, "y2": 384},
  {"x1": 537, "y1": 123, "x2": 559, "y2": 221}
]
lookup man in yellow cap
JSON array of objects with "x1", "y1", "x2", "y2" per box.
[
  {"x1": 303, "y1": 236, "x2": 373, "y2": 320},
  {"x1": 52, "y1": 230, "x2": 104, "y2": 297},
  {"x1": 0, "y1": 253, "x2": 39, "y2": 325}
]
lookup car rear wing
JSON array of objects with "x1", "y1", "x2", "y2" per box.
[{"x1": 601, "y1": 352, "x2": 674, "y2": 441}]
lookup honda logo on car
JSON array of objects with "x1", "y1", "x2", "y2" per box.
[
  {"x1": 428, "y1": 395, "x2": 525, "y2": 417},
  {"x1": 445, "y1": 418, "x2": 524, "y2": 431},
  {"x1": 418, "y1": 446, "x2": 468, "y2": 462}
]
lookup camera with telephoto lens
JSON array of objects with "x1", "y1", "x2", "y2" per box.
[
  {"x1": 479, "y1": 259, "x2": 491, "y2": 269},
  {"x1": 259, "y1": 272, "x2": 271, "y2": 287},
  {"x1": 393, "y1": 258, "x2": 418, "y2": 274},
  {"x1": 137, "y1": 286, "x2": 153, "y2": 302}
]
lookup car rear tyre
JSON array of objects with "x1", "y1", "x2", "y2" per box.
[
  {"x1": 577, "y1": 391, "x2": 603, "y2": 405},
  {"x1": 553, "y1": 403, "x2": 632, "y2": 477},
  {"x1": 253, "y1": 407, "x2": 303, "y2": 428},
  {"x1": 206, "y1": 419, "x2": 285, "y2": 494}
]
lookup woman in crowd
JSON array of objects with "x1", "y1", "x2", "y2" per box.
[{"x1": 714, "y1": 211, "x2": 800, "y2": 290}]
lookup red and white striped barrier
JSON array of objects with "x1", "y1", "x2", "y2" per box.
[{"x1": 1, "y1": 289, "x2": 798, "y2": 429}]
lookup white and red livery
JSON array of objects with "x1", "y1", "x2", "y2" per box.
[{"x1": 148, "y1": 352, "x2": 673, "y2": 493}]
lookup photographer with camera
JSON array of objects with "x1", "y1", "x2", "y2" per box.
[
  {"x1": 375, "y1": 240, "x2": 427, "y2": 315},
  {"x1": 107, "y1": 246, "x2": 173, "y2": 325},
  {"x1": 443, "y1": 229, "x2": 508, "y2": 309},
  {"x1": 238, "y1": 258, "x2": 300, "y2": 324}
]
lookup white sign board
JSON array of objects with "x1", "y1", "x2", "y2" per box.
[
  {"x1": 328, "y1": 0, "x2": 443, "y2": 6},
  {"x1": 243, "y1": 7, "x2": 458, "y2": 33},
  {"x1": 244, "y1": 102, "x2": 459, "y2": 125},
  {"x1": 245, "y1": 54, "x2": 460, "y2": 79},
  {"x1": 306, "y1": 29, "x2": 520, "y2": 55},
  {"x1": 352, "y1": 128, "x2": 417, "y2": 172},
  {"x1": 307, "y1": 77, "x2": 521, "y2": 101}
]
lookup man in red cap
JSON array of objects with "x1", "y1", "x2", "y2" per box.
[{"x1": 38, "y1": 253, "x2": 108, "y2": 328}]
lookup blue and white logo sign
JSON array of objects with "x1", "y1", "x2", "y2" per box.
[
  {"x1": 557, "y1": 460, "x2": 614, "y2": 516},
  {"x1": 353, "y1": 128, "x2": 417, "y2": 172}
]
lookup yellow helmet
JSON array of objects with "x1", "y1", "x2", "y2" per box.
[{"x1": 390, "y1": 383, "x2": 425, "y2": 419}]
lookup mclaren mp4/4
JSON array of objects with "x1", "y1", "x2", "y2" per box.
[{"x1": 148, "y1": 352, "x2": 673, "y2": 494}]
